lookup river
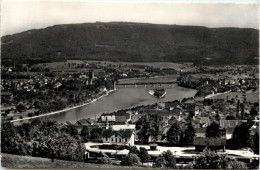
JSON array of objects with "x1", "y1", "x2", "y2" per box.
[{"x1": 15, "y1": 76, "x2": 197, "y2": 124}]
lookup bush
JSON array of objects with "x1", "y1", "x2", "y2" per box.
[
  {"x1": 154, "y1": 155, "x2": 165, "y2": 168},
  {"x1": 129, "y1": 146, "x2": 140, "y2": 155},
  {"x1": 192, "y1": 149, "x2": 248, "y2": 169},
  {"x1": 121, "y1": 153, "x2": 141, "y2": 166},
  {"x1": 226, "y1": 160, "x2": 247, "y2": 169},
  {"x1": 154, "y1": 150, "x2": 176, "y2": 168},
  {"x1": 162, "y1": 150, "x2": 176, "y2": 168},
  {"x1": 97, "y1": 157, "x2": 112, "y2": 164},
  {"x1": 139, "y1": 147, "x2": 150, "y2": 164}
]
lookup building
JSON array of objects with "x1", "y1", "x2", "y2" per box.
[
  {"x1": 219, "y1": 120, "x2": 244, "y2": 129},
  {"x1": 100, "y1": 114, "x2": 116, "y2": 123},
  {"x1": 195, "y1": 128, "x2": 206, "y2": 137},
  {"x1": 75, "y1": 118, "x2": 95, "y2": 126},
  {"x1": 193, "y1": 137, "x2": 227, "y2": 152},
  {"x1": 110, "y1": 124, "x2": 135, "y2": 131},
  {"x1": 102, "y1": 129, "x2": 135, "y2": 146}
]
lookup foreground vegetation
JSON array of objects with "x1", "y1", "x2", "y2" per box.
[
  {"x1": 2, "y1": 119, "x2": 258, "y2": 169},
  {"x1": 1, "y1": 153, "x2": 142, "y2": 169}
]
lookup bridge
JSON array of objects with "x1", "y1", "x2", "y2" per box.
[{"x1": 116, "y1": 81, "x2": 179, "y2": 88}]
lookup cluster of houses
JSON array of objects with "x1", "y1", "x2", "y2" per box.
[{"x1": 68, "y1": 96, "x2": 258, "y2": 162}]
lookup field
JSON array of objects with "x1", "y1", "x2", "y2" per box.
[
  {"x1": 190, "y1": 72, "x2": 255, "y2": 81},
  {"x1": 86, "y1": 60, "x2": 195, "y2": 72},
  {"x1": 1, "y1": 153, "x2": 143, "y2": 169},
  {"x1": 209, "y1": 89, "x2": 259, "y2": 103},
  {"x1": 34, "y1": 60, "x2": 195, "y2": 73}
]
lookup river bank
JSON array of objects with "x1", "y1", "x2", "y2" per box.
[
  {"x1": 118, "y1": 75, "x2": 178, "y2": 82},
  {"x1": 10, "y1": 89, "x2": 116, "y2": 123},
  {"x1": 204, "y1": 90, "x2": 232, "y2": 99}
]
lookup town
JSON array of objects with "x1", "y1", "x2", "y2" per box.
[
  {"x1": 1, "y1": 1, "x2": 259, "y2": 168},
  {"x1": 1, "y1": 60, "x2": 259, "y2": 169}
]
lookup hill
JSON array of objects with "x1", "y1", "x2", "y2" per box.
[{"x1": 1, "y1": 22, "x2": 259, "y2": 65}]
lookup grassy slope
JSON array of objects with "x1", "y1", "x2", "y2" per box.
[{"x1": 1, "y1": 153, "x2": 143, "y2": 169}]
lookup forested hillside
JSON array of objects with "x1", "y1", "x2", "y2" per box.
[{"x1": 2, "y1": 22, "x2": 259, "y2": 65}]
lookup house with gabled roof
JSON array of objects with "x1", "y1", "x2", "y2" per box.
[
  {"x1": 193, "y1": 137, "x2": 227, "y2": 152},
  {"x1": 102, "y1": 129, "x2": 135, "y2": 146},
  {"x1": 75, "y1": 118, "x2": 95, "y2": 126},
  {"x1": 219, "y1": 120, "x2": 244, "y2": 129}
]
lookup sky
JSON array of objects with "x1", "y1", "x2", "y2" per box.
[{"x1": 1, "y1": 1, "x2": 259, "y2": 36}]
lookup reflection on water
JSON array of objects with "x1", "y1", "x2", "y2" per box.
[{"x1": 36, "y1": 85, "x2": 196, "y2": 124}]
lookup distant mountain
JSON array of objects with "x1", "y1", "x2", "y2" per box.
[{"x1": 1, "y1": 22, "x2": 259, "y2": 65}]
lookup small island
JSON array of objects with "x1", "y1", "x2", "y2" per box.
[{"x1": 149, "y1": 88, "x2": 166, "y2": 98}]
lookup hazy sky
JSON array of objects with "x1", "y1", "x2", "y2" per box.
[{"x1": 1, "y1": 1, "x2": 259, "y2": 36}]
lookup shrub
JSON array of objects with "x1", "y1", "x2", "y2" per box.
[
  {"x1": 154, "y1": 155, "x2": 165, "y2": 168},
  {"x1": 97, "y1": 157, "x2": 112, "y2": 164},
  {"x1": 129, "y1": 146, "x2": 140, "y2": 155},
  {"x1": 226, "y1": 160, "x2": 247, "y2": 169},
  {"x1": 192, "y1": 149, "x2": 248, "y2": 169},
  {"x1": 121, "y1": 153, "x2": 141, "y2": 166},
  {"x1": 139, "y1": 147, "x2": 150, "y2": 164},
  {"x1": 154, "y1": 150, "x2": 176, "y2": 168},
  {"x1": 162, "y1": 150, "x2": 176, "y2": 168}
]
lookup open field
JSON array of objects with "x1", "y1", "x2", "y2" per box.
[
  {"x1": 87, "y1": 60, "x2": 195, "y2": 72},
  {"x1": 190, "y1": 72, "x2": 256, "y2": 81},
  {"x1": 209, "y1": 89, "x2": 259, "y2": 103},
  {"x1": 1, "y1": 153, "x2": 144, "y2": 169}
]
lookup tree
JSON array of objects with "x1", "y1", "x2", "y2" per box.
[
  {"x1": 192, "y1": 149, "x2": 247, "y2": 169},
  {"x1": 167, "y1": 122, "x2": 182, "y2": 145},
  {"x1": 162, "y1": 150, "x2": 176, "y2": 168},
  {"x1": 61, "y1": 125, "x2": 78, "y2": 139},
  {"x1": 90, "y1": 128, "x2": 104, "y2": 142},
  {"x1": 154, "y1": 150, "x2": 176, "y2": 168},
  {"x1": 16, "y1": 103, "x2": 26, "y2": 112},
  {"x1": 80, "y1": 126, "x2": 91, "y2": 142},
  {"x1": 181, "y1": 122, "x2": 195, "y2": 146},
  {"x1": 205, "y1": 121, "x2": 224, "y2": 138},
  {"x1": 252, "y1": 132, "x2": 259, "y2": 154},
  {"x1": 149, "y1": 115, "x2": 164, "y2": 142},
  {"x1": 250, "y1": 103, "x2": 259, "y2": 116},
  {"x1": 139, "y1": 147, "x2": 150, "y2": 164},
  {"x1": 230, "y1": 121, "x2": 254, "y2": 149},
  {"x1": 215, "y1": 113, "x2": 220, "y2": 121},
  {"x1": 154, "y1": 155, "x2": 165, "y2": 168},
  {"x1": 120, "y1": 153, "x2": 141, "y2": 166},
  {"x1": 136, "y1": 115, "x2": 164, "y2": 143},
  {"x1": 129, "y1": 146, "x2": 139, "y2": 155}
]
